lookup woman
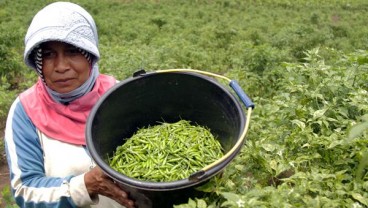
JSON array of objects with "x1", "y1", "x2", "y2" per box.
[{"x1": 4, "y1": 2, "x2": 135, "y2": 208}]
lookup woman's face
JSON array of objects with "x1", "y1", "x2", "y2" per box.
[{"x1": 41, "y1": 41, "x2": 90, "y2": 93}]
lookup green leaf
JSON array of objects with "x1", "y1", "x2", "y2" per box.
[
  {"x1": 220, "y1": 192, "x2": 241, "y2": 202},
  {"x1": 197, "y1": 199, "x2": 207, "y2": 208},
  {"x1": 174, "y1": 198, "x2": 197, "y2": 208},
  {"x1": 313, "y1": 108, "x2": 328, "y2": 119},
  {"x1": 291, "y1": 119, "x2": 306, "y2": 129},
  {"x1": 351, "y1": 193, "x2": 368, "y2": 206},
  {"x1": 195, "y1": 179, "x2": 217, "y2": 193},
  {"x1": 361, "y1": 114, "x2": 368, "y2": 121},
  {"x1": 348, "y1": 121, "x2": 368, "y2": 140},
  {"x1": 262, "y1": 143, "x2": 276, "y2": 152}
]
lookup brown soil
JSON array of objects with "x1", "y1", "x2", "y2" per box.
[
  {"x1": 1, "y1": 130, "x2": 11, "y2": 207},
  {"x1": 0, "y1": 163, "x2": 10, "y2": 190}
]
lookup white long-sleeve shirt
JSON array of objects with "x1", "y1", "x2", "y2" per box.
[{"x1": 5, "y1": 97, "x2": 124, "y2": 208}]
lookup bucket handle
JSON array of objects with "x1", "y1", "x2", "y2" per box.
[{"x1": 155, "y1": 69, "x2": 254, "y2": 181}]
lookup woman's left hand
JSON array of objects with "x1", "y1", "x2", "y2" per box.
[{"x1": 84, "y1": 166, "x2": 135, "y2": 208}]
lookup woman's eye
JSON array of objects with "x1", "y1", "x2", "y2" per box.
[{"x1": 42, "y1": 50, "x2": 54, "y2": 58}]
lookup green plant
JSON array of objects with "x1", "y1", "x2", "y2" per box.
[
  {"x1": 0, "y1": 185, "x2": 17, "y2": 208},
  {"x1": 0, "y1": 0, "x2": 368, "y2": 207}
]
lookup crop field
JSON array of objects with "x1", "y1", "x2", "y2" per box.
[{"x1": 0, "y1": 0, "x2": 367, "y2": 207}]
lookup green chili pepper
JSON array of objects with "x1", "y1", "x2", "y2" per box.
[{"x1": 108, "y1": 120, "x2": 224, "y2": 182}]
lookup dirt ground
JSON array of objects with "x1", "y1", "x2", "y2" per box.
[
  {"x1": 0, "y1": 163, "x2": 10, "y2": 190},
  {"x1": 0, "y1": 131, "x2": 11, "y2": 207}
]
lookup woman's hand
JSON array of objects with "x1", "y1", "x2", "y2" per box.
[{"x1": 84, "y1": 166, "x2": 135, "y2": 208}]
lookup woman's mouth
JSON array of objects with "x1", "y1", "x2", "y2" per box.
[{"x1": 54, "y1": 78, "x2": 74, "y2": 86}]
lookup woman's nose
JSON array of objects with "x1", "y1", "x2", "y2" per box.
[{"x1": 54, "y1": 54, "x2": 70, "y2": 72}]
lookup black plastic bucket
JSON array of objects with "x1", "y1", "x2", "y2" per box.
[{"x1": 86, "y1": 71, "x2": 247, "y2": 208}]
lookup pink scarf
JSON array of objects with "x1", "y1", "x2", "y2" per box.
[{"x1": 20, "y1": 74, "x2": 116, "y2": 145}]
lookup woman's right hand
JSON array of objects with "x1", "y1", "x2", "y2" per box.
[{"x1": 84, "y1": 166, "x2": 135, "y2": 208}]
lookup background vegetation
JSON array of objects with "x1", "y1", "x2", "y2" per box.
[{"x1": 1, "y1": 0, "x2": 367, "y2": 207}]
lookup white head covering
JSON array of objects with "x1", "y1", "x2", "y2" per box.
[
  {"x1": 24, "y1": 1, "x2": 100, "y2": 68},
  {"x1": 23, "y1": 2, "x2": 100, "y2": 104}
]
